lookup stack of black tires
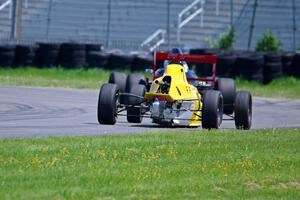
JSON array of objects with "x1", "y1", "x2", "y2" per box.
[
  {"x1": 292, "y1": 53, "x2": 300, "y2": 78},
  {"x1": 0, "y1": 42, "x2": 153, "y2": 71},
  {"x1": 263, "y1": 53, "x2": 283, "y2": 84},
  {"x1": 235, "y1": 53, "x2": 264, "y2": 83},
  {"x1": 281, "y1": 52, "x2": 295, "y2": 76},
  {"x1": 189, "y1": 48, "x2": 300, "y2": 83},
  {"x1": 216, "y1": 53, "x2": 237, "y2": 77},
  {"x1": 86, "y1": 46, "x2": 108, "y2": 69},
  {"x1": 0, "y1": 45, "x2": 15, "y2": 68},
  {"x1": 14, "y1": 44, "x2": 38, "y2": 67},
  {"x1": 58, "y1": 43, "x2": 86, "y2": 69},
  {"x1": 35, "y1": 43, "x2": 61, "y2": 67},
  {"x1": 190, "y1": 48, "x2": 223, "y2": 77}
]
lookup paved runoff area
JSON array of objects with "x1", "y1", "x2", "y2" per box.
[{"x1": 0, "y1": 86, "x2": 300, "y2": 138}]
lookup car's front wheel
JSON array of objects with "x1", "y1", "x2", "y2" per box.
[
  {"x1": 234, "y1": 91, "x2": 252, "y2": 130},
  {"x1": 202, "y1": 90, "x2": 223, "y2": 129},
  {"x1": 97, "y1": 83, "x2": 119, "y2": 125}
]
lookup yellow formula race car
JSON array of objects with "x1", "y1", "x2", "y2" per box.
[{"x1": 97, "y1": 52, "x2": 252, "y2": 129}]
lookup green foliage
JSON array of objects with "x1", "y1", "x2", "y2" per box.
[
  {"x1": 205, "y1": 26, "x2": 235, "y2": 49},
  {"x1": 204, "y1": 36, "x2": 218, "y2": 49},
  {"x1": 0, "y1": 129, "x2": 300, "y2": 199},
  {"x1": 255, "y1": 31, "x2": 281, "y2": 52},
  {"x1": 218, "y1": 25, "x2": 235, "y2": 49}
]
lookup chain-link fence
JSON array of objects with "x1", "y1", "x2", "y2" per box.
[{"x1": 234, "y1": 0, "x2": 299, "y2": 51}]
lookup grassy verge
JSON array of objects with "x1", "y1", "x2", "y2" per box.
[
  {"x1": 0, "y1": 129, "x2": 300, "y2": 199},
  {"x1": 236, "y1": 77, "x2": 300, "y2": 99},
  {"x1": 0, "y1": 67, "x2": 300, "y2": 99},
  {"x1": 0, "y1": 67, "x2": 111, "y2": 89}
]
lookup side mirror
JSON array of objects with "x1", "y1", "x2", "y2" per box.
[{"x1": 145, "y1": 68, "x2": 153, "y2": 74}]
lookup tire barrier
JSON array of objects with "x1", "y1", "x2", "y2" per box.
[
  {"x1": 14, "y1": 44, "x2": 38, "y2": 67},
  {"x1": 58, "y1": 43, "x2": 86, "y2": 69},
  {"x1": 86, "y1": 51, "x2": 110, "y2": 68},
  {"x1": 281, "y1": 52, "x2": 295, "y2": 76},
  {"x1": 216, "y1": 53, "x2": 237, "y2": 78},
  {"x1": 106, "y1": 53, "x2": 134, "y2": 70},
  {"x1": 86, "y1": 44, "x2": 103, "y2": 52},
  {"x1": 0, "y1": 45, "x2": 15, "y2": 68},
  {"x1": 35, "y1": 43, "x2": 61, "y2": 68},
  {"x1": 190, "y1": 48, "x2": 223, "y2": 77},
  {"x1": 292, "y1": 53, "x2": 300, "y2": 78},
  {"x1": 131, "y1": 56, "x2": 153, "y2": 71},
  {"x1": 0, "y1": 43, "x2": 298, "y2": 83},
  {"x1": 235, "y1": 53, "x2": 264, "y2": 83},
  {"x1": 263, "y1": 53, "x2": 283, "y2": 84}
]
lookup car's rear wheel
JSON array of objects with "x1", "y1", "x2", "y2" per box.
[
  {"x1": 125, "y1": 74, "x2": 146, "y2": 93},
  {"x1": 127, "y1": 85, "x2": 146, "y2": 123},
  {"x1": 109, "y1": 72, "x2": 127, "y2": 104},
  {"x1": 234, "y1": 91, "x2": 252, "y2": 130},
  {"x1": 97, "y1": 83, "x2": 119, "y2": 125},
  {"x1": 108, "y1": 72, "x2": 127, "y2": 93},
  {"x1": 215, "y1": 78, "x2": 236, "y2": 115},
  {"x1": 202, "y1": 90, "x2": 223, "y2": 129}
]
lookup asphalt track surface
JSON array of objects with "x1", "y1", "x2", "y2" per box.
[{"x1": 0, "y1": 86, "x2": 300, "y2": 138}]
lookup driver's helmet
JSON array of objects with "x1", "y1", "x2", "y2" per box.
[{"x1": 164, "y1": 48, "x2": 189, "y2": 72}]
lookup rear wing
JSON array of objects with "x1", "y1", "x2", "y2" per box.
[{"x1": 153, "y1": 52, "x2": 217, "y2": 84}]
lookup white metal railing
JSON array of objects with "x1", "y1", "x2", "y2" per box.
[
  {"x1": 141, "y1": 29, "x2": 166, "y2": 52},
  {"x1": 0, "y1": 0, "x2": 10, "y2": 11},
  {"x1": 0, "y1": 0, "x2": 28, "y2": 19},
  {"x1": 0, "y1": 0, "x2": 12, "y2": 19},
  {"x1": 177, "y1": 0, "x2": 205, "y2": 43}
]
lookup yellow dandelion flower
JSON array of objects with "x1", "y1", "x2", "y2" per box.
[{"x1": 41, "y1": 146, "x2": 49, "y2": 152}]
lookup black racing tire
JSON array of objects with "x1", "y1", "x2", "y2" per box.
[
  {"x1": 216, "y1": 54, "x2": 237, "y2": 77},
  {"x1": 131, "y1": 56, "x2": 153, "y2": 71},
  {"x1": 86, "y1": 51, "x2": 109, "y2": 68},
  {"x1": 108, "y1": 72, "x2": 127, "y2": 93},
  {"x1": 97, "y1": 83, "x2": 119, "y2": 125},
  {"x1": 282, "y1": 52, "x2": 295, "y2": 76},
  {"x1": 125, "y1": 74, "x2": 146, "y2": 93},
  {"x1": 106, "y1": 54, "x2": 134, "y2": 70},
  {"x1": 263, "y1": 62, "x2": 283, "y2": 84},
  {"x1": 0, "y1": 45, "x2": 15, "y2": 51},
  {"x1": 234, "y1": 91, "x2": 252, "y2": 130},
  {"x1": 36, "y1": 43, "x2": 60, "y2": 67},
  {"x1": 14, "y1": 44, "x2": 38, "y2": 67},
  {"x1": 215, "y1": 78, "x2": 236, "y2": 115},
  {"x1": 292, "y1": 53, "x2": 300, "y2": 78},
  {"x1": 264, "y1": 53, "x2": 282, "y2": 63},
  {"x1": 202, "y1": 90, "x2": 223, "y2": 129},
  {"x1": 58, "y1": 43, "x2": 86, "y2": 69},
  {"x1": 86, "y1": 44, "x2": 102, "y2": 52},
  {"x1": 0, "y1": 45, "x2": 15, "y2": 68},
  {"x1": 235, "y1": 53, "x2": 264, "y2": 83},
  {"x1": 127, "y1": 85, "x2": 146, "y2": 123}
]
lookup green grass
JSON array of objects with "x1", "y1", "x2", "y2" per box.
[
  {"x1": 0, "y1": 67, "x2": 300, "y2": 99},
  {"x1": 0, "y1": 67, "x2": 112, "y2": 89},
  {"x1": 236, "y1": 77, "x2": 300, "y2": 99},
  {"x1": 0, "y1": 129, "x2": 300, "y2": 199}
]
